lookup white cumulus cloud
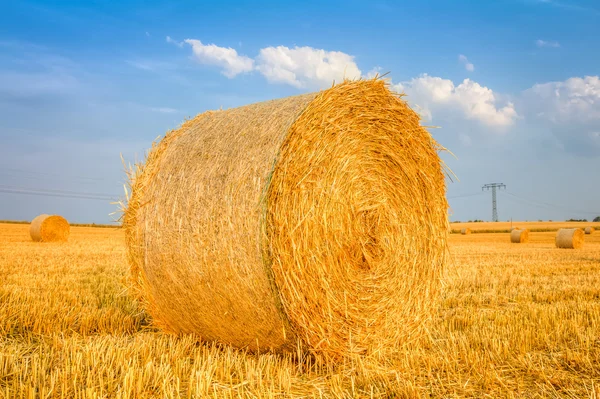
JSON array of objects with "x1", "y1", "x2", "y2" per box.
[
  {"x1": 173, "y1": 37, "x2": 362, "y2": 89},
  {"x1": 183, "y1": 39, "x2": 254, "y2": 78},
  {"x1": 536, "y1": 39, "x2": 560, "y2": 48},
  {"x1": 150, "y1": 107, "x2": 178, "y2": 114},
  {"x1": 366, "y1": 66, "x2": 383, "y2": 79},
  {"x1": 525, "y1": 75, "x2": 600, "y2": 122},
  {"x1": 458, "y1": 54, "x2": 475, "y2": 72},
  {"x1": 255, "y1": 45, "x2": 362, "y2": 88},
  {"x1": 166, "y1": 36, "x2": 183, "y2": 48},
  {"x1": 394, "y1": 74, "x2": 517, "y2": 127},
  {"x1": 523, "y1": 75, "x2": 600, "y2": 155}
]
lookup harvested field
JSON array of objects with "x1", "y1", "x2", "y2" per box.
[
  {"x1": 1, "y1": 221, "x2": 600, "y2": 397},
  {"x1": 451, "y1": 221, "x2": 600, "y2": 233}
]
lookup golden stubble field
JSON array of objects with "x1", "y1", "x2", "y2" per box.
[
  {"x1": 1, "y1": 222, "x2": 599, "y2": 398},
  {"x1": 450, "y1": 221, "x2": 600, "y2": 232}
]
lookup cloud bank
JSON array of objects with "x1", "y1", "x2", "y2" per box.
[{"x1": 166, "y1": 36, "x2": 598, "y2": 155}]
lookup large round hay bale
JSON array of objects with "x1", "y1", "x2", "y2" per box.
[
  {"x1": 555, "y1": 228, "x2": 584, "y2": 249},
  {"x1": 124, "y1": 79, "x2": 449, "y2": 360},
  {"x1": 30, "y1": 214, "x2": 70, "y2": 242},
  {"x1": 461, "y1": 228, "x2": 471, "y2": 235},
  {"x1": 510, "y1": 228, "x2": 529, "y2": 243},
  {"x1": 585, "y1": 227, "x2": 595, "y2": 235}
]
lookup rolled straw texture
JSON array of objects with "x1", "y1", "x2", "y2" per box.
[
  {"x1": 510, "y1": 228, "x2": 529, "y2": 243},
  {"x1": 30, "y1": 214, "x2": 70, "y2": 242},
  {"x1": 124, "y1": 79, "x2": 449, "y2": 359},
  {"x1": 585, "y1": 227, "x2": 595, "y2": 235},
  {"x1": 461, "y1": 228, "x2": 471, "y2": 235},
  {"x1": 555, "y1": 228, "x2": 584, "y2": 249}
]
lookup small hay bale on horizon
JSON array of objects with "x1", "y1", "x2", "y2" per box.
[
  {"x1": 585, "y1": 227, "x2": 595, "y2": 235},
  {"x1": 461, "y1": 228, "x2": 471, "y2": 235},
  {"x1": 30, "y1": 214, "x2": 70, "y2": 242},
  {"x1": 556, "y1": 228, "x2": 584, "y2": 249},
  {"x1": 510, "y1": 228, "x2": 529, "y2": 243},
  {"x1": 123, "y1": 79, "x2": 450, "y2": 361}
]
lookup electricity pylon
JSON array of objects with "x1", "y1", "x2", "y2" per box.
[{"x1": 482, "y1": 183, "x2": 506, "y2": 222}]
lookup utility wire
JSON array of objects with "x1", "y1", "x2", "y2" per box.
[
  {"x1": 0, "y1": 167, "x2": 112, "y2": 182},
  {"x1": 500, "y1": 191, "x2": 599, "y2": 215},
  {"x1": 0, "y1": 184, "x2": 115, "y2": 198},
  {"x1": 447, "y1": 192, "x2": 486, "y2": 200},
  {"x1": 0, "y1": 185, "x2": 119, "y2": 201}
]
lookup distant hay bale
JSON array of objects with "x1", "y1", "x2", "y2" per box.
[
  {"x1": 555, "y1": 228, "x2": 584, "y2": 249},
  {"x1": 510, "y1": 228, "x2": 529, "y2": 243},
  {"x1": 30, "y1": 214, "x2": 70, "y2": 242},
  {"x1": 585, "y1": 227, "x2": 595, "y2": 235},
  {"x1": 461, "y1": 228, "x2": 471, "y2": 235},
  {"x1": 124, "y1": 79, "x2": 449, "y2": 360}
]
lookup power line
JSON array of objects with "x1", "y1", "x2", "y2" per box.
[
  {"x1": 0, "y1": 185, "x2": 119, "y2": 201},
  {"x1": 0, "y1": 185, "x2": 116, "y2": 198},
  {"x1": 447, "y1": 192, "x2": 486, "y2": 200},
  {"x1": 500, "y1": 191, "x2": 599, "y2": 215},
  {"x1": 0, "y1": 167, "x2": 112, "y2": 182}
]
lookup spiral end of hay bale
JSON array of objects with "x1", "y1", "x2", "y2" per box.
[
  {"x1": 124, "y1": 79, "x2": 449, "y2": 360},
  {"x1": 266, "y1": 80, "x2": 449, "y2": 358},
  {"x1": 585, "y1": 227, "x2": 595, "y2": 235},
  {"x1": 461, "y1": 228, "x2": 471, "y2": 235},
  {"x1": 555, "y1": 228, "x2": 584, "y2": 249},
  {"x1": 510, "y1": 228, "x2": 529, "y2": 243},
  {"x1": 30, "y1": 214, "x2": 70, "y2": 242}
]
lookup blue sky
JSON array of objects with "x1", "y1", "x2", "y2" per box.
[{"x1": 1, "y1": 0, "x2": 599, "y2": 223}]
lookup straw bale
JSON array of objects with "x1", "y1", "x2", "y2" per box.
[
  {"x1": 30, "y1": 214, "x2": 70, "y2": 242},
  {"x1": 555, "y1": 228, "x2": 584, "y2": 249},
  {"x1": 124, "y1": 79, "x2": 449, "y2": 360},
  {"x1": 510, "y1": 228, "x2": 529, "y2": 243},
  {"x1": 585, "y1": 227, "x2": 595, "y2": 235},
  {"x1": 461, "y1": 228, "x2": 471, "y2": 235}
]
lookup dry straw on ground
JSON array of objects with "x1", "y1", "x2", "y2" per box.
[
  {"x1": 585, "y1": 227, "x2": 595, "y2": 235},
  {"x1": 461, "y1": 228, "x2": 471, "y2": 235},
  {"x1": 510, "y1": 228, "x2": 529, "y2": 243},
  {"x1": 30, "y1": 214, "x2": 70, "y2": 242},
  {"x1": 556, "y1": 228, "x2": 585, "y2": 249},
  {"x1": 123, "y1": 79, "x2": 449, "y2": 361}
]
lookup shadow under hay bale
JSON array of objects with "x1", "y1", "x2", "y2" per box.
[
  {"x1": 30, "y1": 214, "x2": 70, "y2": 242},
  {"x1": 124, "y1": 79, "x2": 449, "y2": 361},
  {"x1": 510, "y1": 228, "x2": 529, "y2": 243},
  {"x1": 556, "y1": 228, "x2": 584, "y2": 249},
  {"x1": 461, "y1": 228, "x2": 471, "y2": 235}
]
